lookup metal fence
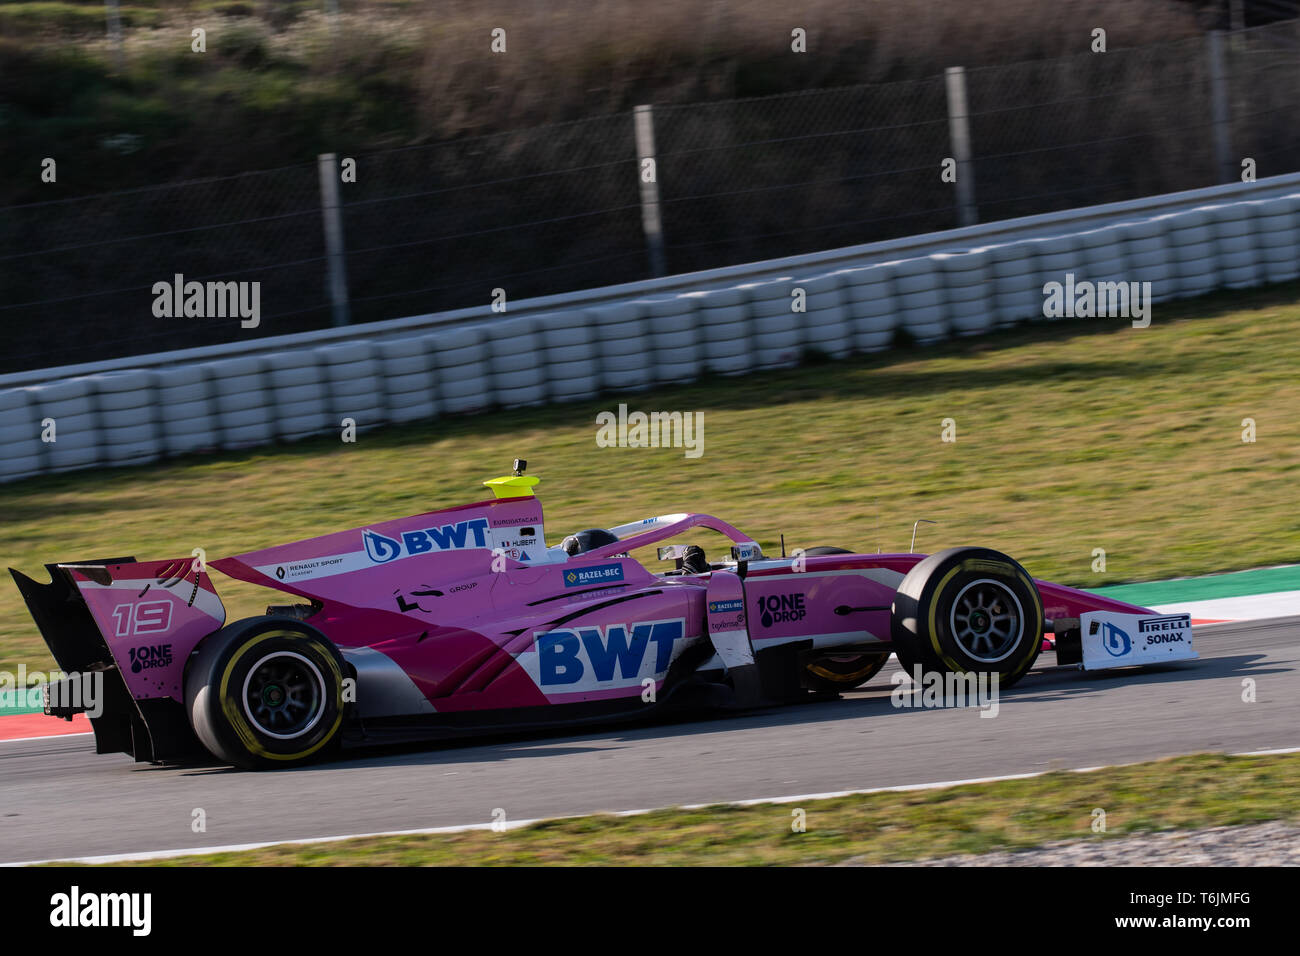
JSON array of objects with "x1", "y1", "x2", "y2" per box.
[
  {"x1": 4, "y1": 19, "x2": 1300, "y2": 374},
  {"x1": 3, "y1": 182, "x2": 1299, "y2": 483}
]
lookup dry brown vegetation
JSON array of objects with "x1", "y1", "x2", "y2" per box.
[
  {"x1": 4, "y1": 1, "x2": 1272, "y2": 368},
  {"x1": 402, "y1": 0, "x2": 1203, "y2": 136}
]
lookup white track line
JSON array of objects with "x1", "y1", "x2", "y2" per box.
[
  {"x1": 0, "y1": 732, "x2": 92, "y2": 745},
  {"x1": 1151, "y1": 591, "x2": 1300, "y2": 621},
  {"x1": 7, "y1": 747, "x2": 1298, "y2": 866}
]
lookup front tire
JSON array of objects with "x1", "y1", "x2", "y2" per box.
[
  {"x1": 891, "y1": 547, "x2": 1043, "y2": 689},
  {"x1": 185, "y1": 617, "x2": 346, "y2": 770}
]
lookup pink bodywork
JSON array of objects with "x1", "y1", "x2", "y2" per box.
[
  {"x1": 69, "y1": 558, "x2": 225, "y2": 703},
  {"x1": 68, "y1": 494, "x2": 1158, "y2": 715}
]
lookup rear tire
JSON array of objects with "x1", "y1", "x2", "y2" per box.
[
  {"x1": 185, "y1": 617, "x2": 346, "y2": 770},
  {"x1": 891, "y1": 547, "x2": 1043, "y2": 689},
  {"x1": 804, "y1": 651, "x2": 889, "y2": 693}
]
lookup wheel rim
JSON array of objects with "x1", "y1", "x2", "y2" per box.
[
  {"x1": 807, "y1": 653, "x2": 886, "y2": 684},
  {"x1": 949, "y1": 578, "x2": 1025, "y2": 664},
  {"x1": 241, "y1": 651, "x2": 326, "y2": 739}
]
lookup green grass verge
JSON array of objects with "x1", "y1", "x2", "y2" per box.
[
  {"x1": 5, "y1": 283, "x2": 1300, "y2": 676},
  {"x1": 82, "y1": 752, "x2": 1300, "y2": 865}
]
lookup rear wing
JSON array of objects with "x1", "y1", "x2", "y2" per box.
[{"x1": 9, "y1": 557, "x2": 225, "y2": 762}]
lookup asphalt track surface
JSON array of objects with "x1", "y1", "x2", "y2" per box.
[{"x1": 1, "y1": 616, "x2": 1296, "y2": 864}]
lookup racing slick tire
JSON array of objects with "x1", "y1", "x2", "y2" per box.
[
  {"x1": 185, "y1": 617, "x2": 347, "y2": 770},
  {"x1": 799, "y1": 548, "x2": 892, "y2": 690},
  {"x1": 803, "y1": 651, "x2": 889, "y2": 693},
  {"x1": 799, "y1": 548, "x2": 896, "y2": 686},
  {"x1": 890, "y1": 547, "x2": 1043, "y2": 690}
]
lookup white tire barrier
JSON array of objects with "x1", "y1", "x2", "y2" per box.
[{"x1": 4, "y1": 190, "x2": 1300, "y2": 481}]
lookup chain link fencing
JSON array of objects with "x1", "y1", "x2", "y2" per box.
[{"x1": 3, "y1": 18, "x2": 1300, "y2": 374}]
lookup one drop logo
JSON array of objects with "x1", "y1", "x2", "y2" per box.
[
  {"x1": 755, "y1": 593, "x2": 806, "y2": 628},
  {"x1": 128, "y1": 644, "x2": 173, "y2": 673},
  {"x1": 1102, "y1": 621, "x2": 1131, "y2": 657},
  {"x1": 363, "y1": 529, "x2": 402, "y2": 563}
]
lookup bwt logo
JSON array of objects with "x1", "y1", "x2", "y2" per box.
[
  {"x1": 363, "y1": 530, "x2": 402, "y2": 563},
  {"x1": 364, "y1": 518, "x2": 490, "y2": 563},
  {"x1": 128, "y1": 644, "x2": 173, "y2": 673},
  {"x1": 755, "y1": 593, "x2": 806, "y2": 627},
  {"x1": 536, "y1": 619, "x2": 685, "y2": 686},
  {"x1": 1101, "y1": 621, "x2": 1131, "y2": 657}
]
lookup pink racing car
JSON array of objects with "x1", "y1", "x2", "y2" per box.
[{"x1": 11, "y1": 463, "x2": 1197, "y2": 769}]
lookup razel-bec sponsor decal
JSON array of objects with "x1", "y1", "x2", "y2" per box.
[{"x1": 563, "y1": 563, "x2": 625, "y2": 588}]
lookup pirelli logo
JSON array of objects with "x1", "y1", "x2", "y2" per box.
[{"x1": 1138, "y1": 615, "x2": 1190, "y2": 633}]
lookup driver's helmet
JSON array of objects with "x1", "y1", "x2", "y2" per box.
[
  {"x1": 680, "y1": 545, "x2": 710, "y2": 574},
  {"x1": 561, "y1": 528, "x2": 620, "y2": 556}
]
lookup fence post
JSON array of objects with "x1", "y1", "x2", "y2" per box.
[
  {"x1": 317, "y1": 152, "x2": 351, "y2": 327},
  {"x1": 1229, "y1": 0, "x2": 1244, "y2": 31},
  {"x1": 1208, "y1": 31, "x2": 1234, "y2": 185},
  {"x1": 944, "y1": 67, "x2": 978, "y2": 227},
  {"x1": 325, "y1": 0, "x2": 341, "y2": 43},
  {"x1": 104, "y1": 0, "x2": 125, "y2": 73},
  {"x1": 634, "y1": 105, "x2": 667, "y2": 278}
]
